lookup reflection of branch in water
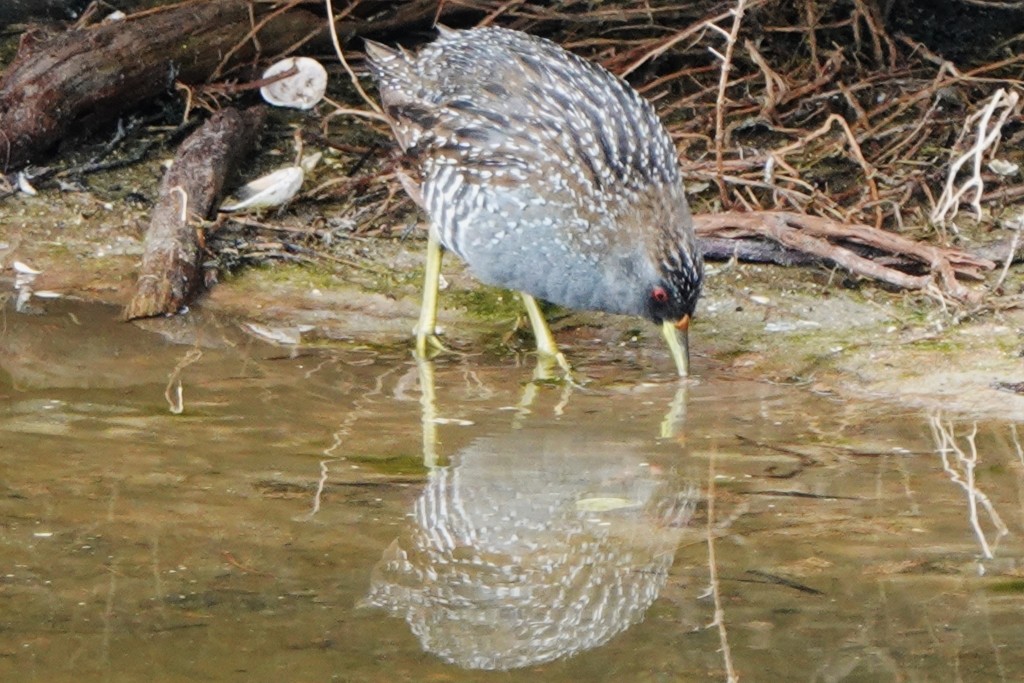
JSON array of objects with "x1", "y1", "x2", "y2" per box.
[
  {"x1": 303, "y1": 363, "x2": 400, "y2": 520},
  {"x1": 163, "y1": 348, "x2": 203, "y2": 414},
  {"x1": 703, "y1": 446, "x2": 739, "y2": 682},
  {"x1": 305, "y1": 459, "x2": 332, "y2": 519},
  {"x1": 1011, "y1": 424, "x2": 1023, "y2": 466},
  {"x1": 102, "y1": 480, "x2": 120, "y2": 674},
  {"x1": 929, "y1": 415, "x2": 1009, "y2": 560}
]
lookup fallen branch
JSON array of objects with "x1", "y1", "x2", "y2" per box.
[
  {"x1": 123, "y1": 107, "x2": 265, "y2": 321},
  {"x1": 0, "y1": 0, "x2": 319, "y2": 171},
  {"x1": 694, "y1": 211, "x2": 996, "y2": 301},
  {"x1": 697, "y1": 236, "x2": 824, "y2": 267}
]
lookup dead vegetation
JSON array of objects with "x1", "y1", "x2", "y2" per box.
[{"x1": 2, "y1": 0, "x2": 1024, "y2": 311}]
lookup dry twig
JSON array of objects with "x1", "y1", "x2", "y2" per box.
[
  {"x1": 707, "y1": 0, "x2": 749, "y2": 206},
  {"x1": 695, "y1": 211, "x2": 996, "y2": 301}
]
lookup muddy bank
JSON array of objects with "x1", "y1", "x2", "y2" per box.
[{"x1": 2, "y1": 180, "x2": 1023, "y2": 420}]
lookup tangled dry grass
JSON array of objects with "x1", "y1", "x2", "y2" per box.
[
  {"x1": 301, "y1": 0, "x2": 1024, "y2": 304},
  {"x1": 396, "y1": 1, "x2": 1024, "y2": 229},
  {"x1": 5, "y1": 0, "x2": 1024, "y2": 307}
]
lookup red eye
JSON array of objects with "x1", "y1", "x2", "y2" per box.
[{"x1": 651, "y1": 287, "x2": 669, "y2": 303}]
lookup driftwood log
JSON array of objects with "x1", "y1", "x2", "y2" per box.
[
  {"x1": 122, "y1": 107, "x2": 264, "y2": 321},
  {"x1": 0, "y1": 0, "x2": 319, "y2": 171}
]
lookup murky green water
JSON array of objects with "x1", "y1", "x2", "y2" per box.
[{"x1": 3, "y1": 298, "x2": 1024, "y2": 682}]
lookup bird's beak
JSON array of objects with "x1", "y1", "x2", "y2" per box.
[{"x1": 661, "y1": 316, "x2": 691, "y2": 377}]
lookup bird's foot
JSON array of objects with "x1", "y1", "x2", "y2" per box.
[
  {"x1": 532, "y1": 350, "x2": 582, "y2": 387},
  {"x1": 411, "y1": 321, "x2": 452, "y2": 358},
  {"x1": 414, "y1": 330, "x2": 450, "y2": 358}
]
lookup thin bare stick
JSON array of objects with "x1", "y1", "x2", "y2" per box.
[
  {"x1": 324, "y1": 0, "x2": 383, "y2": 115},
  {"x1": 323, "y1": 96, "x2": 388, "y2": 123},
  {"x1": 744, "y1": 38, "x2": 789, "y2": 120},
  {"x1": 803, "y1": 0, "x2": 821, "y2": 76},
  {"x1": 210, "y1": 0, "x2": 307, "y2": 81},
  {"x1": 705, "y1": 447, "x2": 739, "y2": 682},
  {"x1": 710, "y1": 0, "x2": 749, "y2": 206},
  {"x1": 620, "y1": 5, "x2": 738, "y2": 77},
  {"x1": 478, "y1": 0, "x2": 527, "y2": 27},
  {"x1": 992, "y1": 227, "x2": 1020, "y2": 292}
]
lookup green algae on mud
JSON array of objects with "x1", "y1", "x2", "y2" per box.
[
  {"x1": 445, "y1": 284, "x2": 526, "y2": 323},
  {"x1": 988, "y1": 580, "x2": 1024, "y2": 594},
  {"x1": 3, "y1": 174, "x2": 1024, "y2": 419}
]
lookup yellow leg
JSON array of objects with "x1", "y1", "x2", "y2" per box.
[
  {"x1": 415, "y1": 230, "x2": 447, "y2": 357},
  {"x1": 661, "y1": 319, "x2": 690, "y2": 377},
  {"x1": 520, "y1": 292, "x2": 572, "y2": 375}
]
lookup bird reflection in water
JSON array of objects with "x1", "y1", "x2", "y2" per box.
[{"x1": 364, "y1": 360, "x2": 696, "y2": 670}]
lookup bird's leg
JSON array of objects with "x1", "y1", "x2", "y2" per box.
[
  {"x1": 415, "y1": 230, "x2": 448, "y2": 356},
  {"x1": 519, "y1": 292, "x2": 572, "y2": 376}
]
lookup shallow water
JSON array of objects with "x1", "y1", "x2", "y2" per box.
[{"x1": 2, "y1": 298, "x2": 1024, "y2": 682}]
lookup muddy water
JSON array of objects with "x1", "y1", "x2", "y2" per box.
[{"x1": 2, "y1": 298, "x2": 1024, "y2": 682}]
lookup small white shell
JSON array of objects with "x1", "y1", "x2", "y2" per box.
[
  {"x1": 12, "y1": 260, "x2": 42, "y2": 275},
  {"x1": 16, "y1": 172, "x2": 37, "y2": 196},
  {"x1": 988, "y1": 159, "x2": 1019, "y2": 177},
  {"x1": 260, "y1": 57, "x2": 328, "y2": 110},
  {"x1": 220, "y1": 166, "x2": 304, "y2": 212}
]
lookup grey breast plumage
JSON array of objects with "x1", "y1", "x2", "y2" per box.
[{"x1": 366, "y1": 26, "x2": 701, "y2": 320}]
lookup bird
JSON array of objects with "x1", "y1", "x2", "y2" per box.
[{"x1": 364, "y1": 25, "x2": 703, "y2": 376}]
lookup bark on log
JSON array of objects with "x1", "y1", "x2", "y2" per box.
[
  {"x1": 0, "y1": 0, "x2": 320, "y2": 171},
  {"x1": 697, "y1": 237, "x2": 826, "y2": 267},
  {"x1": 123, "y1": 106, "x2": 264, "y2": 321}
]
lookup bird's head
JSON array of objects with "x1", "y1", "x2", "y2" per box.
[
  {"x1": 625, "y1": 182, "x2": 703, "y2": 322},
  {"x1": 637, "y1": 243, "x2": 700, "y2": 374},
  {"x1": 643, "y1": 269, "x2": 701, "y2": 327},
  {"x1": 628, "y1": 184, "x2": 704, "y2": 376}
]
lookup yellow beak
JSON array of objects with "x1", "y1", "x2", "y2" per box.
[{"x1": 661, "y1": 316, "x2": 691, "y2": 377}]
